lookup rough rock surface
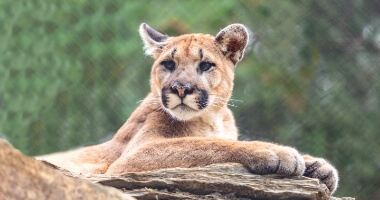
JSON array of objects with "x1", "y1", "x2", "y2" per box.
[
  {"x1": 0, "y1": 140, "x2": 134, "y2": 200},
  {"x1": 47, "y1": 159, "x2": 354, "y2": 200},
  {"x1": 0, "y1": 139, "x2": 354, "y2": 200}
]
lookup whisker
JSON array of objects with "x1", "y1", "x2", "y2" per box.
[
  {"x1": 137, "y1": 98, "x2": 161, "y2": 104},
  {"x1": 229, "y1": 99, "x2": 243, "y2": 102},
  {"x1": 155, "y1": 106, "x2": 165, "y2": 112},
  {"x1": 209, "y1": 94, "x2": 243, "y2": 103}
]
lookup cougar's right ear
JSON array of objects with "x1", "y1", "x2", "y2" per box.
[{"x1": 139, "y1": 23, "x2": 169, "y2": 58}]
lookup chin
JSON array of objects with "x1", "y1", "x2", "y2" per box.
[{"x1": 164, "y1": 105, "x2": 204, "y2": 121}]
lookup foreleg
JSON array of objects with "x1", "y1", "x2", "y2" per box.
[{"x1": 106, "y1": 137, "x2": 305, "y2": 177}]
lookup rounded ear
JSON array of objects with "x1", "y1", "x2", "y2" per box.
[
  {"x1": 215, "y1": 24, "x2": 249, "y2": 64},
  {"x1": 139, "y1": 23, "x2": 169, "y2": 57}
]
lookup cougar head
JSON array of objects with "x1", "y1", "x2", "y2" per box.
[{"x1": 139, "y1": 23, "x2": 248, "y2": 121}]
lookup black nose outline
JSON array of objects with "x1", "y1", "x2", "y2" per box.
[{"x1": 171, "y1": 82, "x2": 193, "y2": 98}]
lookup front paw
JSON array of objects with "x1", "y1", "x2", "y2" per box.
[
  {"x1": 303, "y1": 155, "x2": 339, "y2": 194},
  {"x1": 244, "y1": 144, "x2": 305, "y2": 176}
]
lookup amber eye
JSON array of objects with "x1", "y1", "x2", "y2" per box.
[
  {"x1": 161, "y1": 60, "x2": 175, "y2": 71},
  {"x1": 199, "y1": 62, "x2": 215, "y2": 72}
]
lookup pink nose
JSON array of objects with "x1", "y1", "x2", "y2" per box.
[
  {"x1": 171, "y1": 82, "x2": 192, "y2": 98},
  {"x1": 175, "y1": 87, "x2": 187, "y2": 98}
]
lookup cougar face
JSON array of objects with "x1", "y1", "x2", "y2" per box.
[{"x1": 140, "y1": 24, "x2": 248, "y2": 121}]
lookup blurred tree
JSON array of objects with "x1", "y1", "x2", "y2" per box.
[
  {"x1": 0, "y1": 0, "x2": 378, "y2": 198},
  {"x1": 233, "y1": 1, "x2": 380, "y2": 198}
]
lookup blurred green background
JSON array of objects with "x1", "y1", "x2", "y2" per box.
[{"x1": 1, "y1": 0, "x2": 379, "y2": 198}]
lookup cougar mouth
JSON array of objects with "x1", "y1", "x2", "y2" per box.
[
  {"x1": 173, "y1": 103, "x2": 197, "y2": 111},
  {"x1": 160, "y1": 86, "x2": 209, "y2": 120}
]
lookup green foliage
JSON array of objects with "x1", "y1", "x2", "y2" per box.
[{"x1": 1, "y1": 0, "x2": 379, "y2": 198}]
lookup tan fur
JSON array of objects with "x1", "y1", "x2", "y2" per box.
[{"x1": 37, "y1": 23, "x2": 338, "y2": 194}]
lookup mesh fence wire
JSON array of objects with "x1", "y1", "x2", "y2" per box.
[{"x1": 1, "y1": 0, "x2": 379, "y2": 198}]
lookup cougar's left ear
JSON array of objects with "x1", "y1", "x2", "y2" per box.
[
  {"x1": 215, "y1": 24, "x2": 249, "y2": 65},
  {"x1": 139, "y1": 23, "x2": 169, "y2": 58}
]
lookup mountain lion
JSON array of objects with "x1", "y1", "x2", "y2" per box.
[{"x1": 38, "y1": 23, "x2": 339, "y2": 194}]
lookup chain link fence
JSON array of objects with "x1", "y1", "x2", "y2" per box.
[{"x1": 1, "y1": 0, "x2": 379, "y2": 198}]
